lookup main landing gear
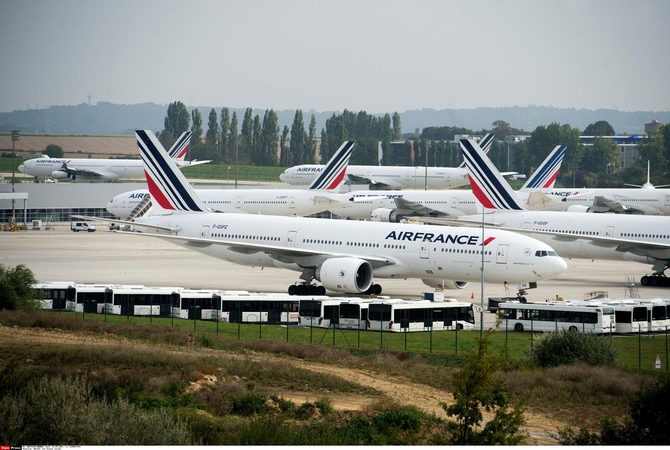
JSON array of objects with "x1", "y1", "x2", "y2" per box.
[
  {"x1": 286, "y1": 283, "x2": 383, "y2": 296},
  {"x1": 640, "y1": 273, "x2": 670, "y2": 287},
  {"x1": 288, "y1": 284, "x2": 326, "y2": 295}
]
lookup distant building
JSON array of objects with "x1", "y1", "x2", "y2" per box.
[{"x1": 645, "y1": 119, "x2": 663, "y2": 134}]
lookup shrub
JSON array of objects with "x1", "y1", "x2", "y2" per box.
[
  {"x1": 0, "y1": 264, "x2": 38, "y2": 311},
  {"x1": 230, "y1": 391, "x2": 267, "y2": 416},
  {"x1": 314, "y1": 396, "x2": 334, "y2": 414},
  {"x1": 527, "y1": 330, "x2": 617, "y2": 367}
]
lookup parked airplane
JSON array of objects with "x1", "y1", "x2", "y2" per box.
[
  {"x1": 80, "y1": 130, "x2": 567, "y2": 296},
  {"x1": 18, "y1": 131, "x2": 207, "y2": 181},
  {"x1": 329, "y1": 144, "x2": 566, "y2": 222},
  {"x1": 106, "y1": 140, "x2": 357, "y2": 219},
  {"x1": 278, "y1": 134, "x2": 512, "y2": 190},
  {"x1": 418, "y1": 138, "x2": 670, "y2": 287}
]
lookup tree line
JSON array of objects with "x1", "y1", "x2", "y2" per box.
[{"x1": 157, "y1": 101, "x2": 670, "y2": 188}]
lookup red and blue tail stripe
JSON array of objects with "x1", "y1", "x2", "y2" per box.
[
  {"x1": 136, "y1": 130, "x2": 208, "y2": 213},
  {"x1": 521, "y1": 145, "x2": 566, "y2": 190},
  {"x1": 168, "y1": 131, "x2": 192, "y2": 160},
  {"x1": 308, "y1": 141, "x2": 354, "y2": 190},
  {"x1": 460, "y1": 138, "x2": 527, "y2": 211}
]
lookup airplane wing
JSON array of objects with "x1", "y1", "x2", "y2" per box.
[
  {"x1": 591, "y1": 195, "x2": 645, "y2": 214},
  {"x1": 175, "y1": 160, "x2": 212, "y2": 167},
  {"x1": 71, "y1": 215, "x2": 181, "y2": 232},
  {"x1": 58, "y1": 164, "x2": 119, "y2": 180},
  {"x1": 394, "y1": 198, "x2": 435, "y2": 215},
  {"x1": 525, "y1": 192, "x2": 561, "y2": 211},
  {"x1": 346, "y1": 174, "x2": 398, "y2": 189},
  {"x1": 117, "y1": 230, "x2": 398, "y2": 269}
]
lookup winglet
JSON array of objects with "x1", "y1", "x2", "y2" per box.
[
  {"x1": 460, "y1": 138, "x2": 527, "y2": 211},
  {"x1": 520, "y1": 145, "x2": 567, "y2": 191},
  {"x1": 308, "y1": 141, "x2": 354, "y2": 190},
  {"x1": 136, "y1": 130, "x2": 209, "y2": 214}
]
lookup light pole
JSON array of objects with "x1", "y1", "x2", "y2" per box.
[
  {"x1": 234, "y1": 137, "x2": 241, "y2": 189},
  {"x1": 227, "y1": 166, "x2": 231, "y2": 185},
  {"x1": 11, "y1": 130, "x2": 20, "y2": 222}
]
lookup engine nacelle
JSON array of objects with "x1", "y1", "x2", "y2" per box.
[
  {"x1": 371, "y1": 208, "x2": 401, "y2": 223},
  {"x1": 566, "y1": 205, "x2": 590, "y2": 213},
  {"x1": 422, "y1": 279, "x2": 469, "y2": 290},
  {"x1": 315, "y1": 257, "x2": 374, "y2": 294},
  {"x1": 622, "y1": 252, "x2": 657, "y2": 265},
  {"x1": 51, "y1": 170, "x2": 73, "y2": 180}
]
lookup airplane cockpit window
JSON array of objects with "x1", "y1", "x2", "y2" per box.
[{"x1": 535, "y1": 250, "x2": 557, "y2": 257}]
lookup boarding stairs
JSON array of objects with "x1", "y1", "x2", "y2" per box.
[
  {"x1": 624, "y1": 276, "x2": 640, "y2": 299},
  {"x1": 127, "y1": 195, "x2": 153, "y2": 220}
]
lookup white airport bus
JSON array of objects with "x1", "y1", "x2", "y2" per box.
[
  {"x1": 498, "y1": 301, "x2": 616, "y2": 334},
  {"x1": 33, "y1": 281, "x2": 76, "y2": 310},
  {"x1": 105, "y1": 286, "x2": 181, "y2": 316},
  {"x1": 297, "y1": 297, "x2": 380, "y2": 328},
  {"x1": 172, "y1": 289, "x2": 222, "y2": 320},
  {"x1": 367, "y1": 299, "x2": 476, "y2": 332},
  {"x1": 219, "y1": 291, "x2": 303, "y2": 324},
  {"x1": 634, "y1": 298, "x2": 670, "y2": 332},
  {"x1": 566, "y1": 299, "x2": 648, "y2": 334}
]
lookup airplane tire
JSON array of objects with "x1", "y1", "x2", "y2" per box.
[
  {"x1": 316, "y1": 286, "x2": 326, "y2": 295},
  {"x1": 651, "y1": 277, "x2": 659, "y2": 286},
  {"x1": 288, "y1": 285, "x2": 297, "y2": 295},
  {"x1": 372, "y1": 284, "x2": 382, "y2": 295},
  {"x1": 640, "y1": 276, "x2": 649, "y2": 286}
]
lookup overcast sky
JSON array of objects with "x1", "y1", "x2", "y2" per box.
[{"x1": 1, "y1": 0, "x2": 668, "y2": 114}]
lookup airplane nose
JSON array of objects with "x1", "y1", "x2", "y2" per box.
[
  {"x1": 554, "y1": 256, "x2": 568, "y2": 276},
  {"x1": 18, "y1": 164, "x2": 25, "y2": 172}
]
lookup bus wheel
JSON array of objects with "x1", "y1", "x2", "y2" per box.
[
  {"x1": 568, "y1": 326, "x2": 578, "y2": 332},
  {"x1": 514, "y1": 323, "x2": 524, "y2": 332},
  {"x1": 457, "y1": 323, "x2": 463, "y2": 330}
]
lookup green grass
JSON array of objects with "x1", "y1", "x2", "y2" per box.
[{"x1": 9, "y1": 309, "x2": 670, "y2": 372}]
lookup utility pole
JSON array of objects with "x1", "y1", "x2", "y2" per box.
[{"x1": 11, "y1": 130, "x2": 20, "y2": 222}]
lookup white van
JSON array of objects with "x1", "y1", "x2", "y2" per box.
[{"x1": 71, "y1": 221, "x2": 96, "y2": 232}]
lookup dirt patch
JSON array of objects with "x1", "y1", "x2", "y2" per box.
[{"x1": 0, "y1": 325, "x2": 562, "y2": 445}]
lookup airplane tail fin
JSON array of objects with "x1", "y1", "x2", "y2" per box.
[
  {"x1": 457, "y1": 133, "x2": 493, "y2": 168},
  {"x1": 168, "y1": 131, "x2": 192, "y2": 161},
  {"x1": 136, "y1": 130, "x2": 209, "y2": 214},
  {"x1": 308, "y1": 141, "x2": 354, "y2": 190},
  {"x1": 520, "y1": 145, "x2": 566, "y2": 191},
  {"x1": 460, "y1": 138, "x2": 528, "y2": 211}
]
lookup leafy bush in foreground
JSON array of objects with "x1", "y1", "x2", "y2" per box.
[{"x1": 527, "y1": 330, "x2": 616, "y2": 367}]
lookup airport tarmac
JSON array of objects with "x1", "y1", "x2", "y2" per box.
[{"x1": 2, "y1": 225, "x2": 670, "y2": 328}]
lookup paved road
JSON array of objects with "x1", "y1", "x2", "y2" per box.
[{"x1": 2, "y1": 226, "x2": 669, "y2": 328}]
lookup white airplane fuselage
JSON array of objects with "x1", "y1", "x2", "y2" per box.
[
  {"x1": 107, "y1": 188, "x2": 354, "y2": 218},
  {"x1": 18, "y1": 158, "x2": 145, "y2": 180},
  {"x1": 280, "y1": 165, "x2": 470, "y2": 190},
  {"x1": 545, "y1": 188, "x2": 670, "y2": 215},
  {"x1": 462, "y1": 210, "x2": 670, "y2": 263},
  {"x1": 133, "y1": 212, "x2": 568, "y2": 287}
]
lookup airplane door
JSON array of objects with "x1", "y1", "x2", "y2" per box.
[
  {"x1": 450, "y1": 197, "x2": 457, "y2": 208},
  {"x1": 522, "y1": 222, "x2": 532, "y2": 230},
  {"x1": 496, "y1": 244, "x2": 509, "y2": 264},
  {"x1": 200, "y1": 226, "x2": 210, "y2": 238},
  {"x1": 289, "y1": 197, "x2": 295, "y2": 209},
  {"x1": 235, "y1": 197, "x2": 241, "y2": 208},
  {"x1": 665, "y1": 195, "x2": 670, "y2": 207},
  {"x1": 286, "y1": 231, "x2": 297, "y2": 247},
  {"x1": 420, "y1": 241, "x2": 430, "y2": 259},
  {"x1": 604, "y1": 226, "x2": 614, "y2": 237}
]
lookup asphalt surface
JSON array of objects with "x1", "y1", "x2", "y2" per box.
[{"x1": 3, "y1": 225, "x2": 669, "y2": 328}]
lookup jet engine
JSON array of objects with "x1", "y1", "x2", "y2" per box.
[
  {"x1": 315, "y1": 257, "x2": 374, "y2": 294},
  {"x1": 51, "y1": 170, "x2": 73, "y2": 180},
  {"x1": 371, "y1": 208, "x2": 402, "y2": 223},
  {"x1": 422, "y1": 279, "x2": 469, "y2": 289}
]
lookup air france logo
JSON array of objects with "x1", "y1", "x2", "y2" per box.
[
  {"x1": 129, "y1": 192, "x2": 150, "y2": 199},
  {"x1": 37, "y1": 159, "x2": 69, "y2": 164},
  {"x1": 385, "y1": 231, "x2": 495, "y2": 245},
  {"x1": 296, "y1": 167, "x2": 322, "y2": 173}
]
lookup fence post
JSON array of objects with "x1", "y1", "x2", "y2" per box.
[{"x1": 639, "y1": 325, "x2": 642, "y2": 369}]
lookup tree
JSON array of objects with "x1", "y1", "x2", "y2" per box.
[
  {"x1": 252, "y1": 114, "x2": 262, "y2": 165},
  {"x1": 306, "y1": 114, "x2": 317, "y2": 164},
  {"x1": 260, "y1": 109, "x2": 279, "y2": 166},
  {"x1": 205, "y1": 108, "x2": 219, "y2": 148},
  {"x1": 442, "y1": 319, "x2": 526, "y2": 445},
  {"x1": 227, "y1": 111, "x2": 239, "y2": 165},
  {"x1": 517, "y1": 122, "x2": 582, "y2": 176},
  {"x1": 240, "y1": 108, "x2": 253, "y2": 165},
  {"x1": 0, "y1": 264, "x2": 38, "y2": 311},
  {"x1": 289, "y1": 110, "x2": 306, "y2": 166},
  {"x1": 636, "y1": 126, "x2": 668, "y2": 175},
  {"x1": 280, "y1": 125, "x2": 290, "y2": 166},
  {"x1": 581, "y1": 137, "x2": 620, "y2": 173},
  {"x1": 163, "y1": 101, "x2": 190, "y2": 139},
  {"x1": 191, "y1": 109, "x2": 203, "y2": 145},
  {"x1": 583, "y1": 120, "x2": 615, "y2": 137},
  {"x1": 220, "y1": 107, "x2": 230, "y2": 162},
  {"x1": 392, "y1": 112, "x2": 402, "y2": 140},
  {"x1": 44, "y1": 144, "x2": 63, "y2": 158}
]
